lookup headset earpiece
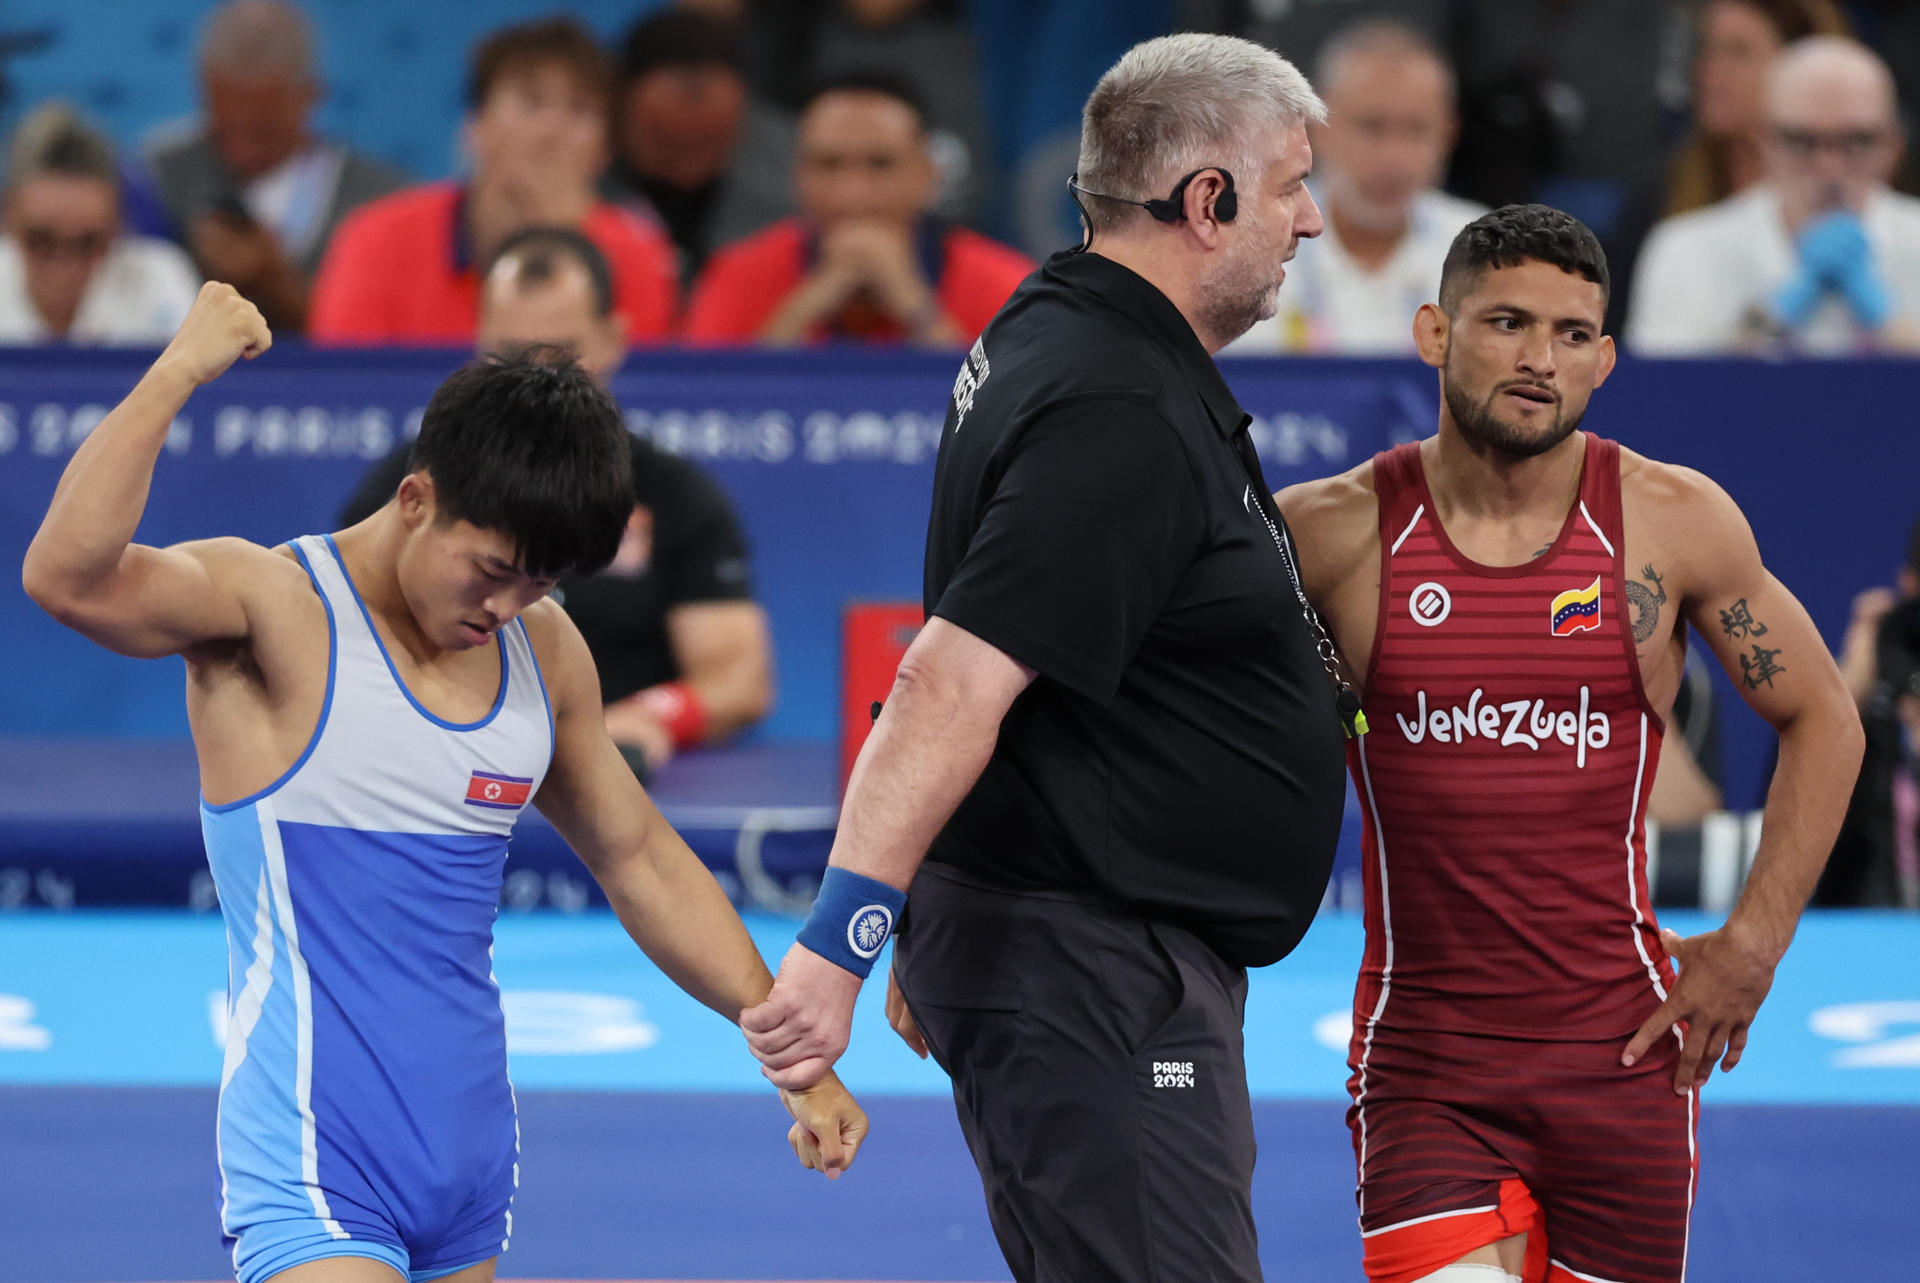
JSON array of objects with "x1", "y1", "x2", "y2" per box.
[
  {"x1": 1067, "y1": 166, "x2": 1238, "y2": 232},
  {"x1": 1214, "y1": 179, "x2": 1237, "y2": 223},
  {"x1": 1148, "y1": 167, "x2": 1237, "y2": 224}
]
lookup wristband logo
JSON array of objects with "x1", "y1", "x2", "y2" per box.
[{"x1": 848, "y1": 905, "x2": 894, "y2": 959}]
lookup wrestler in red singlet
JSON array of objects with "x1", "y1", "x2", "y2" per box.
[
  {"x1": 1351, "y1": 434, "x2": 1687, "y2": 1283},
  {"x1": 1280, "y1": 205, "x2": 1863, "y2": 1283}
]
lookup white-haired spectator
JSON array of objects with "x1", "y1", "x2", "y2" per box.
[
  {"x1": 1629, "y1": 36, "x2": 1920, "y2": 354},
  {"x1": 141, "y1": 0, "x2": 409, "y2": 332},
  {"x1": 0, "y1": 103, "x2": 201, "y2": 345},
  {"x1": 1224, "y1": 17, "x2": 1483, "y2": 356}
]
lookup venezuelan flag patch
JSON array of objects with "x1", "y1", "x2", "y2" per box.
[{"x1": 1549, "y1": 576, "x2": 1604, "y2": 637}]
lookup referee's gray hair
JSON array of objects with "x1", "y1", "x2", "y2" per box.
[
  {"x1": 7, "y1": 102, "x2": 117, "y2": 191},
  {"x1": 200, "y1": 0, "x2": 317, "y2": 82},
  {"x1": 1076, "y1": 33, "x2": 1325, "y2": 234}
]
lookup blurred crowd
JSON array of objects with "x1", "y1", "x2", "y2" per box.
[
  {"x1": 7, "y1": 0, "x2": 1920, "y2": 358},
  {"x1": 0, "y1": 0, "x2": 1035, "y2": 353},
  {"x1": 2, "y1": 0, "x2": 1916, "y2": 901}
]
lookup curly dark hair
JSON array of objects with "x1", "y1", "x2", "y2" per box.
[{"x1": 1438, "y1": 204, "x2": 1610, "y2": 316}]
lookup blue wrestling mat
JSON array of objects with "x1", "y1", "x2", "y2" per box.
[{"x1": 2, "y1": 910, "x2": 1916, "y2": 1280}]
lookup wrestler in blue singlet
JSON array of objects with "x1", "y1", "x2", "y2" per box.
[{"x1": 203, "y1": 533, "x2": 552, "y2": 1283}]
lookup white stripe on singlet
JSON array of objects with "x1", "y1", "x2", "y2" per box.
[{"x1": 1351, "y1": 734, "x2": 1396, "y2": 1221}]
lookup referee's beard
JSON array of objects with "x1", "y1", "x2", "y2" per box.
[{"x1": 1197, "y1": 208, "x2": 1290, "y2": 345}]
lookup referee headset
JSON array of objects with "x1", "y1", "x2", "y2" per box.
[{"x1": 1066, "y1": 167, "x2": 1238, "y2": 249}]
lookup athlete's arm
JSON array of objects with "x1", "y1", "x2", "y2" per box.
[
  {"x1": 1277, "y1": 471, "x2": 1369, "y2": 601},
  {"x1": 738, "y1": 617, "x2": 1034, "y2": 1089},
  {"x1": 1623, "y1": 467, "x2": 1864, "y2": 1090},
  {"x1": 526, "y1": 600, "x2": 867, "y2": 1175},
  {"x1": 21, "y1": 283, "x2": 273, "y2": 658},
  {"x1": 1277, "y1": 463, "x2": 1381, "y2": 676},
  {"x1": 531, "y1": 599, "x2": 777, "y2": 1015}
]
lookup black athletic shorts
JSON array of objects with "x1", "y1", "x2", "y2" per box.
[{"x1": 894, "y1": 862, "x2": 1261, "y2": 1283}]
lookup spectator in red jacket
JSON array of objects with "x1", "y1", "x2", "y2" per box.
[
  {"x1": 683, "y1": 71, "x2": 1031, "y2": 346},
  {"x1": 309, "y1": 17, "x2": 677, "y2": 345}
]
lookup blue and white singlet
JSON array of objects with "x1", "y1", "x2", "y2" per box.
[{"x1": 202, "y1": 533, "x2": 553, "y2": 1283}]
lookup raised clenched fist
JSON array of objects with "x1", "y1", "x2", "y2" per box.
[{"x1": 158, "y1": 281, "x2": 273, "y2": 387}]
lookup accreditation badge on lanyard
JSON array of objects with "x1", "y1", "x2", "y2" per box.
[{"x1": 1231, "y1": 427, "x2": 1368, "y2": 738}]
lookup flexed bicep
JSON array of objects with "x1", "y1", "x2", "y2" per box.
[
  {"x1": 26, "y1": 537, "x2": 259, "y2": 659},
  {"x1": 24, "y1": 284, "x2": 272, "y2": 659}
]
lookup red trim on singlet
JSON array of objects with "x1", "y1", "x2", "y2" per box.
[{"x1": 1360, "y1": 1177, "x2": 1549, "y2": 1283}]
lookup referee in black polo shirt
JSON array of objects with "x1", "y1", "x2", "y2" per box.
[{"x1": 744, "y1": 33, "x2": 1353, "y2": 1282}]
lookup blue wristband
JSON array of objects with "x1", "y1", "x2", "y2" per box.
[{"x1": 797, "y1": 867, "x2": 907, "y2": 979}]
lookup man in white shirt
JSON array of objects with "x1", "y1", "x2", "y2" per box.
[
  {"x1": 1629, "y1": 36, "x2": 1920, "y2": 355},
  {"x1": 0, "y1": 104, "x2": 200, "y2": 345},
  {"x1": 1224, "y1": 17, "x2": 1484, "y2": 357}
]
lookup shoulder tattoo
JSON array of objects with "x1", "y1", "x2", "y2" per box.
[{"x1": 1625, "y1": 564, "x2": 1667, "y2": 645}]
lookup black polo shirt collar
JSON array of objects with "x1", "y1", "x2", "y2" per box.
[{"x1": 1041, "y1": 249, "x2": 1249, "y2": 440}]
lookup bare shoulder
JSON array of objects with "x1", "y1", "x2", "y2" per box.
[
  {"x1": 187, "y1": 534, "x2": 306, "y2": 571},
  {"x1": 186, "y1": 537, "x2": 314, "y2": 605},
  {"x1": 520, "y1": 596, "x2": 587, "y2": 663},
  {"x1": 1620, "y1": 445, "x2": 1710, "y2": 503},
  {"x1": 1277, "y1": 459, "x2": 1377, "y2": 527},
  {"x1": 1620, "y1": 448, "x2": 1752, "y2": 541},
  {"x1": 519, "y1": 597, "x2": 598, "y2": 708},
  {"x1": 1619, "y1": 447, "x2": 1759, "y2": 596},
  {"x1": 174, "y1": 539, "x2": 322, "y2": 671},
  {"x1": 1277, "y1": 461, "x2": 1379, "y2": 577}
]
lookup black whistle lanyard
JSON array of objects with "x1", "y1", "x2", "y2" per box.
[{"x1": 1235, "y1": 433, "x2": 1369, "y2": 739}]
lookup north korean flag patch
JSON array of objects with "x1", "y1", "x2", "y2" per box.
[{"x1": 466, "y1": 770, "x2": 533, "y2": 811}]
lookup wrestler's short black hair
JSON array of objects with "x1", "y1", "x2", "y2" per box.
[
  {"x1": 409, "y1": 350, "x2": 632, "y2": 578},
  {"x1": 1438, "y1": 204, "x2": 1610, "y2": 316}
]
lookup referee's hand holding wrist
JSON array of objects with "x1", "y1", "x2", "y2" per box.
[{"x1": 741, "y1": 941, "x2": 864, "y2": 1090}]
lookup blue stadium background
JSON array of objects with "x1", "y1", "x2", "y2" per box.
[{"x1": 2, "y1": 3, "x2": 1918, "y2": 1280}]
